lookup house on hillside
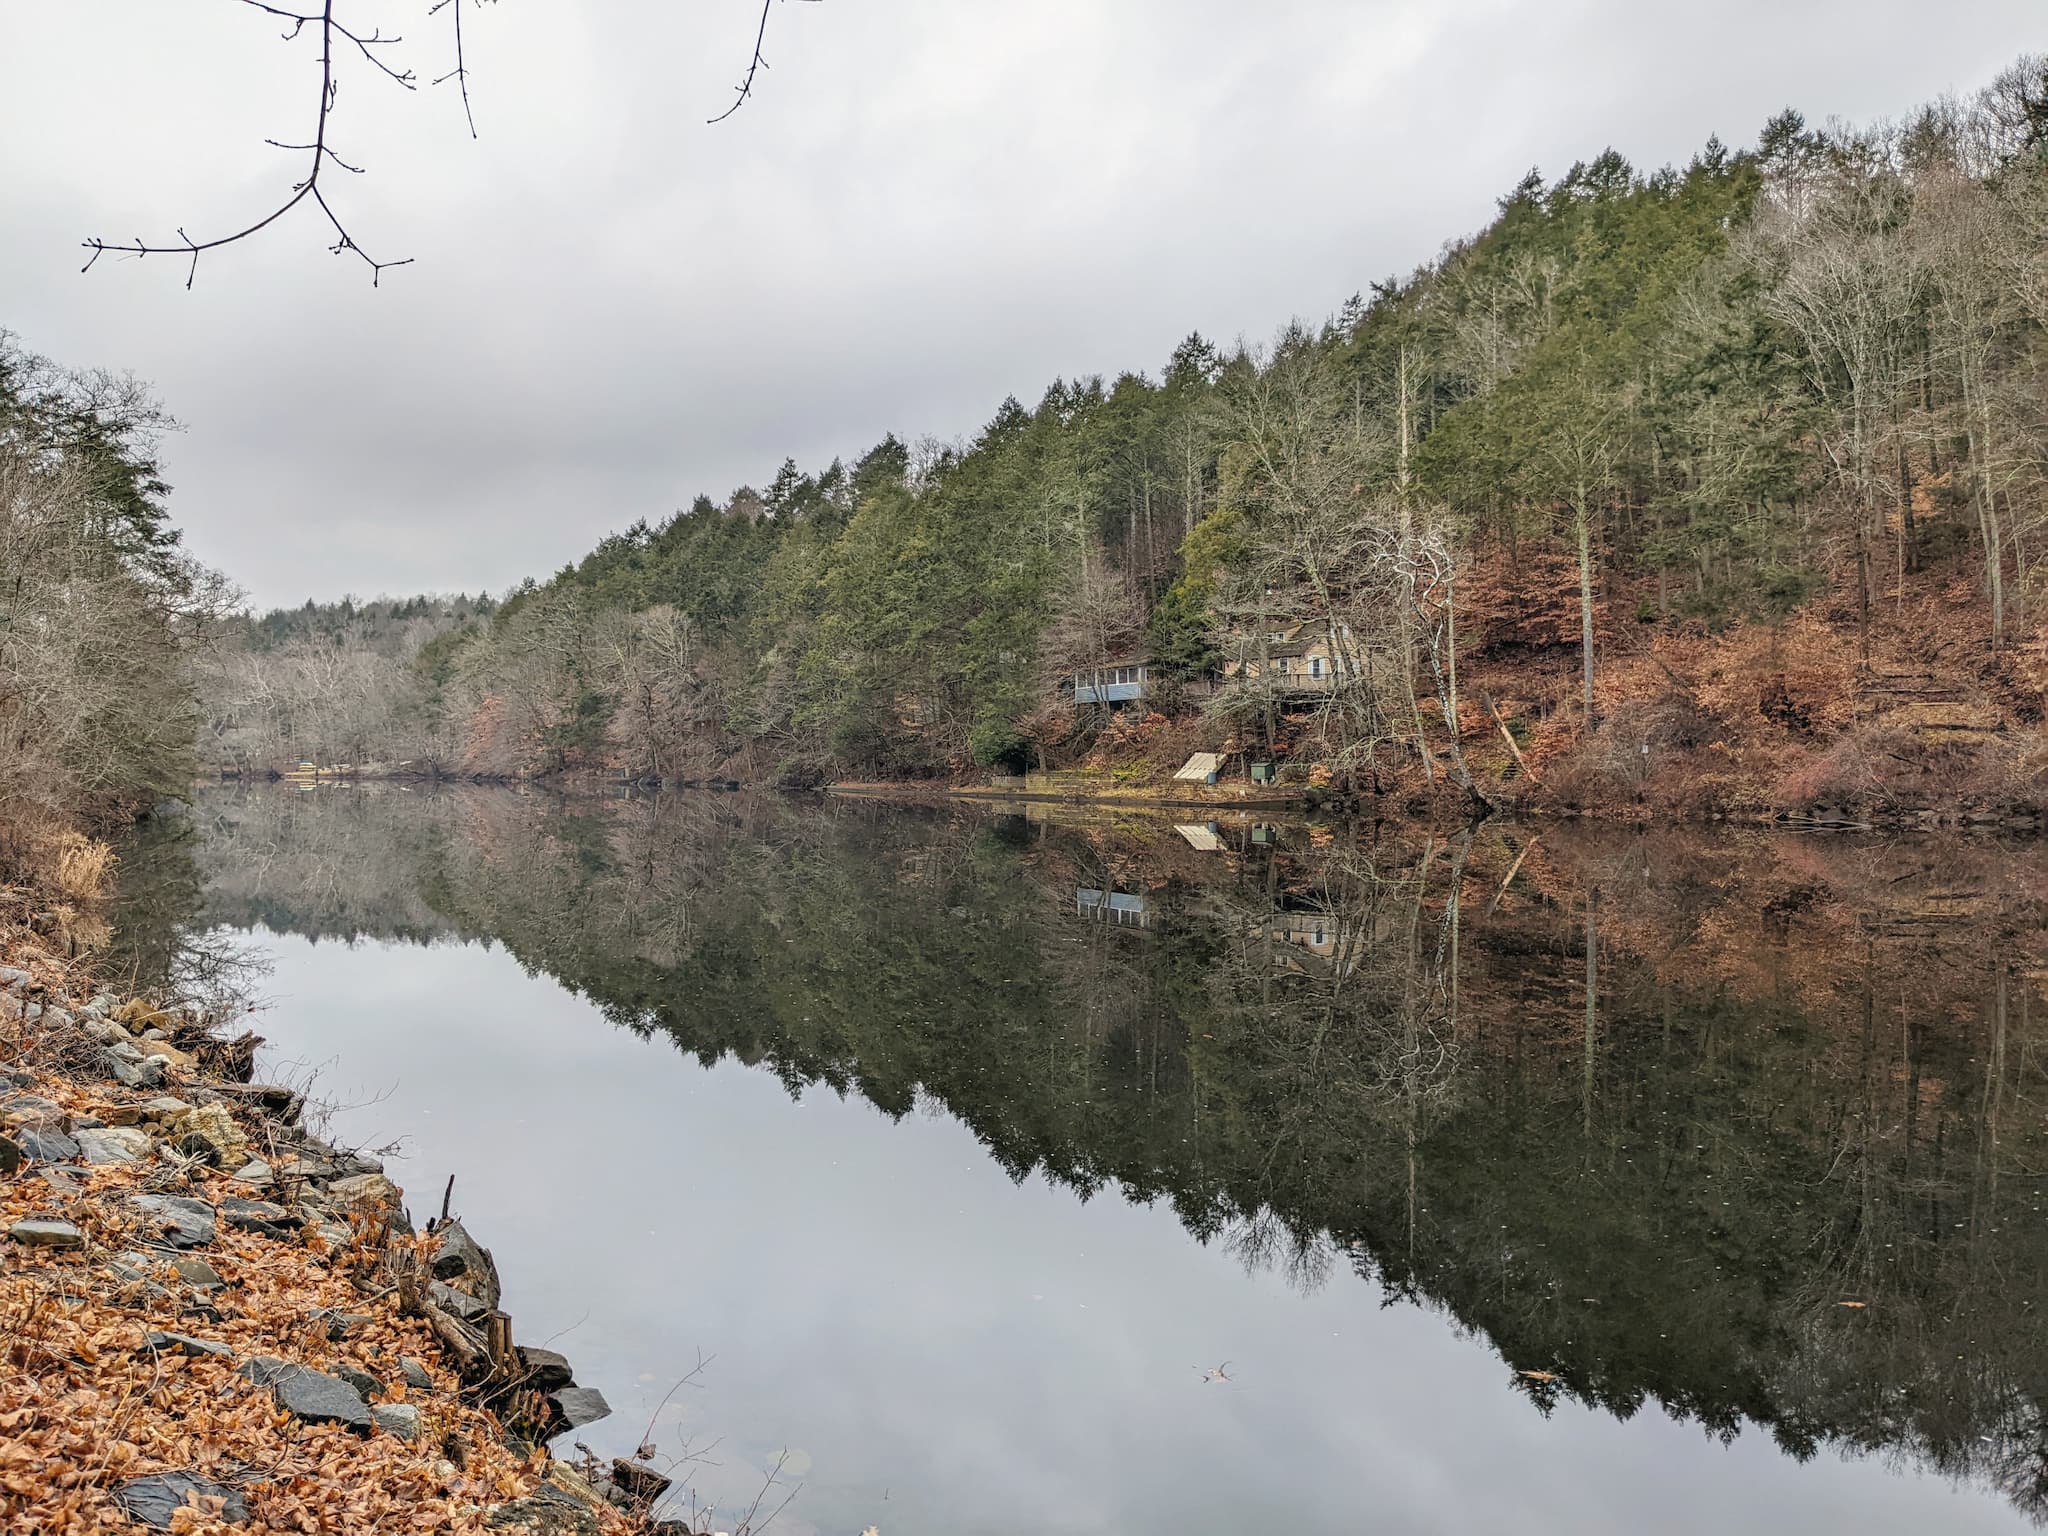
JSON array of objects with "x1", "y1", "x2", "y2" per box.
[
  {"x1": 1219, "y1": 621, "x2": 1349, "y2": 695},
  {"x1": 1067, "y1": 658, "x2": 1155, "y2": 706},
  {"x1": 1076, "y1": 887, "x2": 1150, "y2": 928}
]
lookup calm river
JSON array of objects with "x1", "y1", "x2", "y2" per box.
[{"x1": 110, "y1": 786, "x2": 2048, "y2": 1535}]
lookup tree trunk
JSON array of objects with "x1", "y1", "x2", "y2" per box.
[{"x1": 1574, "y1": 498, "x2": 1595, "y2": 715}]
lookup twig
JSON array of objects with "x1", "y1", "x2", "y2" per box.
[
  {"x1": 81, "y1": 1, "x2": 413, "y2": 287},
  {"x1": 427, "y1": 0, "x2": 484, "y2": 138},
  {"x1": 709, "y1": 0, "x2": 823, "y2": 123}
]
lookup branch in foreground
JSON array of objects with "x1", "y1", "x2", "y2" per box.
[
  {"x1": 80, "y1": 1, "x2": 431, "y2": 288},
  {"x1": 709, "y1": 0, "x2": 824, "y2": 124}
]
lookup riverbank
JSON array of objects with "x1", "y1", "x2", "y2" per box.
[{"x1": 0, "y1": 883, "x2": 692, "y2": 1534}]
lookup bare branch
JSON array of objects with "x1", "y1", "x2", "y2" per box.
[
  {"x1": 709, "y1": 0, "x2": 823, "y2": 124},
  {"x1": 427, "y1": 0, "x2": 485, "y2": 139},
  {"x1": 82, "y1": 1, "x2": 415, "y2": 288}
]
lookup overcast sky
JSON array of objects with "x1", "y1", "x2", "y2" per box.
[{"x1": 1, "y1": 2, "x2": 2039, "y2": 608}]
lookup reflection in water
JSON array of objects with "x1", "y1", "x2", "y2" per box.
[{"x1": 116, "y1": 787, "x2": 2048, "y2": 1529}]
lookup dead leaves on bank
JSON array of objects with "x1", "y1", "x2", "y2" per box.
[{"x1": 0, "y1": 959, "x2": 634, "y2": 1533}]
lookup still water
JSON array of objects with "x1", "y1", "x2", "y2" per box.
[{"x1": 111, "y1": 787, "x2": 2048, "y2": 1534}]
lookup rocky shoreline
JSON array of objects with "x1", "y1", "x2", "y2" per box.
[{"x1": 0, "y1": 943, "x2": 696, "y2": 1533}]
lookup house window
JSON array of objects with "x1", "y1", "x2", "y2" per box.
[
  {"x1": 1278, "y1": 659, "x2": 1290, "y2": 674},
  {"x1": 1310, "y1": 657, "x2": 1324, "y2": 679}
]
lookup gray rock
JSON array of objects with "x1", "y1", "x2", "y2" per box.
[
  {"x1": 105, "y1": 1040, "x2": 147, "y2": 1064},
  {"x1": 518, "y1": 1346, "x2": 574, "y2": 1393},
  {"x1": 333, "y1": 1363, "x2": 386, "y2": 1399},
  {"x1": 399, "y1": 1357, "x2": 435, "y2": 1391},
  {"x1": 247, "y1": 1084, "x2": 304, "y2": 1120},
  {"x1": 172, "y1": 1256, "x2": 226, "y2": 1291},
  {"x1": 431, "y1": 1219, "x2": 502, "y2": 1310},
  {"x1": 230, "y1": 1158, "x2": 273, "y2": 1187},
  {"x1": 0, "y1": 966, "x2": 30, "y2": 991},
  {"x1": 371, "y1": 1402, "x2": 422, "y2": 1440},
  {"x1": 14, "y1": 1130, "x2": 77, "y2": 1163},
  {"x1": 610, "y1": 1459, "x2": 672, "y2": 1504},
  {"x1": 238, "y1": 1357, "x2": 371, "y2": 1429},
  {"x1": 1, "y1": 1092, "x2": 63, "y2": 1123},
  {"x1": 111, "y1": 1249, "x2": 158, "y2": 1282},
  {"x1": 22, "y1": 1003, "x2": 40, "y2": 1023},
  {"x1": 547, "y1": 1386, "x2": 612, "y2": 1431},
  {"x1": 77, "y1": 1126, "x2": 153, "y2": 1165},
  {"x1": 145, "y1": 1330, "x2": 233, "y2": 1358},
  {"x1": 130, "y1": 1194, "x2": 216, "y2": 1249},
  {"x1": 485, "y1": 1495, "x2": 604, "y2": 1535},
  {"x1": 113, "y1": 1472, "x2": 252, "y2": 1529},
  {"x1": 8, "y1": 1217, "x2": 83, "y2": 1248},
  {"x1": 428, "y1": 1279, "x2": 491, "y2": 1322},
  {"x1": 0, "y1": 1134, "x2": 18, "y2": 1175},
  {"x1": 37, "y1": 1166, "x2": 86, "y2": 1196},
  {"x1": 220, "y1": 1196, "x2": 296, "y2": 1236},
  {"x1": 321, "y1": 1311, "x2": 374, "y2": 1341},
  {"x1": 83, "y1": 1018, "x2": 122, "y2": 1044},
  {"x1": 110, "y1": 1054, "x2": 168, "y2": 1090},
  {"x1": 45, "y1": 1007, "x2": 73, "y2": 1029}
]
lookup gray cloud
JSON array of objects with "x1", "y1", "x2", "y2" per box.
[{"x1": 1, "y1": 0, "x2": 2037, "y2": 606}]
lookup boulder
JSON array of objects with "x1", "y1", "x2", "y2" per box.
[
  {"x1": 172, "y1": 1256, "x2": 226, "y2": 1291},
  {"x1": 165, "y1": 1103, "x2": 250, "y2": 1169},
  {"x1": 247, "y1": 1084, "x2": 305, "y2": 1121},
  {"x1": 609, "y1": 1459, "x2": 673, "y2": 1505},
  {"x1": 428, "y1": 1279, "x2": 491, "y2": 1322},
  {"x1": 333, "y1": 1363, "x2": 386, "y2": 1399},
  {"x1": 1, "y1": 1092, "x2": 64, "y2": 1125},
  {"x1": 113, "y1": 1472, "x2": 252, "y2": 1529},
  {"x1": 518, "y1": 1346, "x2": 574, "y2": 1393},
  {"x1": 238, "y1": 1357, "x2": 371, "y2": 1430},
  {"x1": 144, "y1": 1330, "x2": 233, "y2": 1358},
  {"x1": 371, "y1": 1402, "x2": 422, "y2": 1440},
  {"x1": 135, "y1": 1039, "x2": 198, "y2": 1074},
  {"x1": 130, "y1": 1194, "x2": 216, "y2": 1249},
  {"x1": 103, "y1": 1056, "x2": 163, "y2": 1097},
  {"x1": 431, "y1": 1219, "x2": 502, "y2": 1309},
  {"x1": 220, "y1": 1196, "x2": 296, "y2": 1237},
  {"x1": 484, "y1": 1495, "x2": 604, "y2": 1535},
  {"x1": 102, "y1": 1096, "x2": 190, "y2": 1127},
  {"x1": 78, "y1": 1126, "x2": 154, "y2": 1165},
  {"x1": 399, "y1": 1357, "x2": 435, "y2": 1391},
  {"x1": 8, "y1": 1217, "x2": 83, "y2": 1249},
  {"x1": 16, "y1": 1129, "x2": 79, "y2": 1163},
  {"x1": 230, "y1": 1159, "x2": 274, "y2": 1188},
  {"x1": 546, "y1": 1386, "x2": 612, "y2": 1431},
  {"x1": 328, "y1": 1171, "x2": 401, "y2": 1208}
]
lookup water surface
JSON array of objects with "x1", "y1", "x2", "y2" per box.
[{"x1": 113, "y1": 787, "x2": 2048, "y2": 1534}]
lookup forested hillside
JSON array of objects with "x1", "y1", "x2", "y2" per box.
[
  {"x1": 209, "y1": 57, "x2": 2048, "y2": 819},
  {"x1": 0, "y1": 334, "x2": 231, "y2": 889}
]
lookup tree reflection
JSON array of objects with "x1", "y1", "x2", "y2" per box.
[{"x1": 117, "y1": 788, "x2": 2048, "y2": 1521}]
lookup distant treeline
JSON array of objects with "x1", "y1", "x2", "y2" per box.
[{"x1": 191, "y1": 57, "x2": 2048, "y2": 806}]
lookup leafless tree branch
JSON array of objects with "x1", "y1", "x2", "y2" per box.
[
  {"x1": 709, "y1": 0, "x2": 823, "y2": 124},
  {"x1": 80, "y1": 1, "x2": 417, "y2": 288}
]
